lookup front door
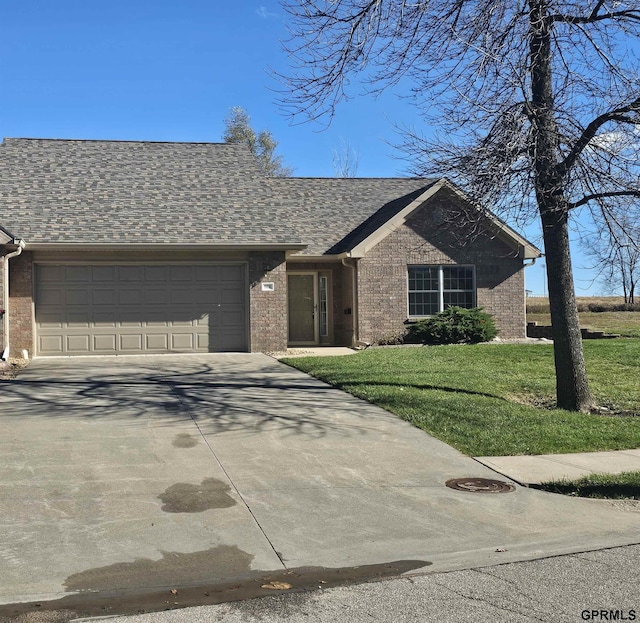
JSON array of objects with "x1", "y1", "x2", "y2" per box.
[{"x1": 288, "y1": 273, "x2": 318, "y2": 344}]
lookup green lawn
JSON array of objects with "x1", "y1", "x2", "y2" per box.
[
  {"x1": 527, "y1": 311, "x2": 640, "y2": 338},
  {"x1": 539, "y1": 471, "x2": 640, "y2": 499},
  {"x1": 284, "y1": 340, "x2": 640, "y2": 456}
]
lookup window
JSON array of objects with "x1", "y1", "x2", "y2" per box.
[
  {"x1": 408, "y1": 265, "x2": 475, "y2": 316},
  {"x1": 319, "y1": 275, "x2": 328, "y2": 337}
]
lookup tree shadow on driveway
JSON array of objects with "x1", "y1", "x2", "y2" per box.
[{"x1": 0, "y1": 356, "x2": 389, "y2": 439}]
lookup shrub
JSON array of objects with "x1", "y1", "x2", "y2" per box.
[
  {"x1": 374, "y1": 329, "x2": 409, "y2": 346},
  {"x1": 407, "y1": 307, "x2": 498, "y2": 345}
]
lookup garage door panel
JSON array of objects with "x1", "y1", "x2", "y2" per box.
[
  {"x1": 171, "y1": 333, "x2": 194, "y2": 350},
  {"x1": 220, "y1": 332, "x2": 246, "y2": 351},
  {"x1": 93, "y1": 289, "x2": 117, "y2": 306},
  {"x1": 146, "y1": 311, "x2": 169, "y2": 327},
  {"x1": 120, "y1": 334, "x2": 143, "y2": 351},
  {"x1": 221, "y1": 265, "x2": 244, "y2": 282},
  {"x1": 67, "y1": 335, "x2": 90, "y2": 352},
  {"x1": 222, "y1": 310, "x2": 245, "y2": 327},
  {"x1": 94, "y1": 311, "x2": 117, "y2": 327},
  {"x1": 144, "y1": 287, "x2": 168, "y2": 305},
  {"x1": 94, "y1": 334, "x2": 117, "y2": 352},
  {"x1": 144, "y1": 266, "x2": 168, "y2": 281},
  {"x1": 67, "y1": 312, "x2": 90, "y2": 327},
  {"x1": 38, "y1": 312, "x2": 64, "y2": 328},
  {"x1": 38, "y1": 265, "x2": 64, "y2": 283},
  {"x1": 66, "y1": 289, "x2": 90, "y2": 305},
  {"x1": 65, "y1": 266, "x2": 90, "y2": 282},
  {"x1": 37, "y1": 288, "x2": 63, "y2": 307},
  {"x1": 170, "y1": 266, "x2": 194, "y2": 282},
  {"x1": 146, "y1": 334, "x2": 169, "y2": 350},
  {"x1": 39, "y1": 335, "x2": 63, "y2": 354},
  {"x1": 195, "y1": 313, "x2": 209, "y2": 326},
  {"x1": 221, "y1": 286, "x2": 244, "y2": 305},
  {"x1": 36, "y1": 264, "x2": 247, "y2": 355},
  {"x1": 169, "y1": 287, "x2": 198, "y2": 305},
  {"x1": 196, "y1": 288, "x2": 219, "y2": 304},
  {"x1": 120, "y1": 319, "x2": 144, "y2": 328},
  {"x1": 118, "y1": 288, "x2": 144, "y2": 305},
  {"x1": 92, "y1": 266, "x2": 116, "y2": 281},
  {"x1": 195, "y1": 265, "x2": 218, "y2": 281},
  {"x1": 118, "y1": 266, "x2": 144, "y2": 281}
]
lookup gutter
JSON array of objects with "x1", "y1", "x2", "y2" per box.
[
  {"x1": 523, "y1": 256, "x2": 540, "y2": 267},
  {"x1": 1, "y1": 239, "x2": 26, "y2": 361}
]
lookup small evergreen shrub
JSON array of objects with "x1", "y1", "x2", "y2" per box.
[
  {"x1": 374, "y1": 329, "x2": 409, "y2": 345},
  {"x1": 407, "y1": 307, "x2": 498, "y2": 345}
]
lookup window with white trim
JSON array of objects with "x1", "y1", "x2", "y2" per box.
[
  {"x1": 319, "y1": 275, "x2": 328, "y2": 337},
  {"x1": 408, "y1": 265, "x2": 475, "y2": 316}
]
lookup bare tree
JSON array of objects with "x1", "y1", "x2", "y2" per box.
[
  {"x1": 278, "y1": 0, "x2": 640, "y2": 411},
  {"x1": 332, "y1": 137, "x2": 360, "y2": 177},
  {"x1": 223, "y1": 106, "x2": 293, "y2": 177},
  {"x1": 585, "y1": 217, "x2": 640, "y2": 304}
]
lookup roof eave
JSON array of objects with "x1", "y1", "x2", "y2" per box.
[
  {"x1": 24, "y1": 242, "x2": 307, "y2": 251},
  {"x1": 0, "y1": 225, "x2": 18, "y2": 246}
]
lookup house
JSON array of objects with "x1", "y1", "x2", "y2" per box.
[{"x1": 0, "y1": 138, "x2": 541, "y2": 359}]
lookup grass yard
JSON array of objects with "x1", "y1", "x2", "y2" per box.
[
  {"x1": 527, "y1": 311, "x2": 640, "y2": 338},
  {"x1": 526, "y1": 296, "x2": 640, "y2": 337},
  {"x1": 539, "y1": 471, "x2": 640, "y2": 499},
  {"x1": 284, "y1": 340, "x2": 640, "y2": 457}
]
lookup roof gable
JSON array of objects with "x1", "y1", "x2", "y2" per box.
[
  {"x1": 346, "y1": 179, "x2": 541, "y2": 260},
  {"x1": 266, "y1": 177, "x2": 438, "y2": 256}
]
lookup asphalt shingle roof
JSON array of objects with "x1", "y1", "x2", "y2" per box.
[
  {"x1": 268, "y1": 178, "x2": 437, "y2": 256},
  {"x1": 0, "y1": 138, "x2": 438, "y2": 255},
  {"x1": 0, "y1": 139, "x2": 301, "y2": 246}
]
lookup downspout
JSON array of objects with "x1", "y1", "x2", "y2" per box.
[
  {"x1": 341, "y1": 257, "x2": 360, "y2": 348},
  {"x1": 1, "y1": 239, "x2": 26, "y2": 361}
]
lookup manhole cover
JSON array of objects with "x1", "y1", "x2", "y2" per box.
[{"x1": 445, "y1": 478, "x2": 516, "y2": 493}]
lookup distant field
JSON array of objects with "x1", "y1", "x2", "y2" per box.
[{"x1": 526, "y1": 297, "x2": 640, "y2": 338}]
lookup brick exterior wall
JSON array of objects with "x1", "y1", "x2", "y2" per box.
[
  {"x1": 356, "y1": 196, "x2": 526, "y2": 343},
  {"x1": 249, "y1": 251, "x2": 288, "y2": 352},
  {"x1": 7, "y1": 251, "x2": 34, "y2": 358}
]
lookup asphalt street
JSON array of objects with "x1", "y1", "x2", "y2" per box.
[{"x1": 101, "y1": 544, "x2": 640, "y2": 623}]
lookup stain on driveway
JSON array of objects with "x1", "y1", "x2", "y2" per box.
[{"x1": 158, "y1": 478, "x2": 237, "y2": 513}]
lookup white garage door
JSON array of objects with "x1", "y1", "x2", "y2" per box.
[{"x1": 35, "y1": 264, "x2": 248, "y2": 356}]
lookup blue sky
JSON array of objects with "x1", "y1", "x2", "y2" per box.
[{"x1": 1, "y1": 0, "x2": 604, "y2": 296}]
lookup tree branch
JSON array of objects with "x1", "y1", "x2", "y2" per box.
[
  {"x1": 550, "y1": 8, "x2": 640, "y2": 24},
  {"x1": 569, "y1": 190, "x2": 640, "y2": 210},
  {"x1": 555, "y1": 97, "x2": 640, "y2": 177}
]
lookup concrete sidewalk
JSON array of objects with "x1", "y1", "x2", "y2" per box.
[{"x1": 475, "y1": 448, "x2": 640, "y2": 486}]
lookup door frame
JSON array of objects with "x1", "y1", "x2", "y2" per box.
[{"x1": 287, "y1": 271, "x2": 319, "y2": 345}]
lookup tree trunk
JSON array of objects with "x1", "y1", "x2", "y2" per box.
[
  {"x1": 529, "y1": 0, "x2": 593, "y2": 411},
  {"x1": 541, "y1": 209, "x2": 594, "y2": 411}
]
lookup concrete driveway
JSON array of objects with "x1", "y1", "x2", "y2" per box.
[{"x1": 1, "y1": 354, "x2": 639, "y2": 617}]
